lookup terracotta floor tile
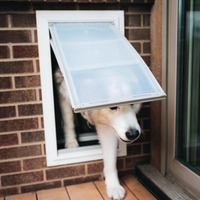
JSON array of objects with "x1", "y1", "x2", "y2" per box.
[
  {"x1": 122, "y1": 175, "x2": 157, "y2": 200},
  {"x1": 67, "y1": 182, "x2": 103, "y2": 200},
  {"x1": 6, "y1": 192, "x2": 36, "y2": 200},
  {"x1": 94, "y1": 180, "x2": 138, "y2": 200},
  {"x1": 37, "y1": 187, "x2": 69, "y2": 200}
]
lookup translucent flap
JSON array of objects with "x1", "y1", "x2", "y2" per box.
[{"x1": 50, "y1": 22, "x2": 166, "y2": 112}]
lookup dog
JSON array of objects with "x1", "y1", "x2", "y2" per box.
[{"x1": 54, "y1": 68, "x2": 141, "y2": 200}]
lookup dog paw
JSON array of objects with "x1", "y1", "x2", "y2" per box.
[
  {"x1": 65, "y1": 140, "x2": 79, "y2": 148},
  {"x1": 106, "y1": 185, "x2": 125, "y2": 200}
]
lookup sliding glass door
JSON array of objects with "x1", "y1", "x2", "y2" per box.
[
  {"x1": 176, "y1": 0, "x2": 200, "y2": 176},
  {"x1": 167, "y1": 0, "x2": 200, "y2": 197}
]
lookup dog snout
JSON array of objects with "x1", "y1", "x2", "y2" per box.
[{"x1": 125, "y1": 128, "x2": 139, "y2": 140}]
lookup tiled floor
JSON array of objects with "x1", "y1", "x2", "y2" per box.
[{"x1": 2, "y1": 175, "x2": 157, "y2": 200}]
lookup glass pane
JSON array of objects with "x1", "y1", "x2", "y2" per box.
[
  {"x1": 176, "y1": 0, "x2": 200, "y2": 175},
  {"x1": 50, "y1": 22, "x2": 166, "y2": 111}
]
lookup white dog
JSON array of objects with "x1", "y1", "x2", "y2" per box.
[{"x1": 54, "y1": 69, "x2": 141, "y2": 200}]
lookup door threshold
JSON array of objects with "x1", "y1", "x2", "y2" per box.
[{"x1": 135, "y1": 164, "x2": 198, "y2": 200}]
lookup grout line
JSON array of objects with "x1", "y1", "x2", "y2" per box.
[
  {"x1": 121, "y1": 177, "x2": 139, "y2": 200},
  {"x1": 35, "y1": 191, "x2": 38, "y2": 200},
  {"x1": 21, "y1": 159, "x2": 24, "y2": 172},
  {"x1": 0, "y1": 73, "x2": 41, "y2": 78},
  {"x1": 93, "y1": 182, "x2": 105, "y2": 200},
  {"x1": 65, "y1": 186, "x2": 71, "y2": 200}
]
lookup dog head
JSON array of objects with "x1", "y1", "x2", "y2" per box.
[{"x1": 81, "y1": 104, "x2": 141, "y2": 143}]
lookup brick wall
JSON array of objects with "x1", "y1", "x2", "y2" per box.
[{"x1": 0, "y1": 1, "x2": 153, "y2": 197}]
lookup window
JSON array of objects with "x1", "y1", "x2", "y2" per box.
[
  {"x1": 50, "y1": 21, "x2": 165, "y2": 112},
  {"x1": 166, "y1": 0, "x2": 200, "y2": 197},
  {"x1": 37, "y1": 11, "x2": 165, "y2": 166}
]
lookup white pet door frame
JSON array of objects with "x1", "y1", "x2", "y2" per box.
[{"x1": 36, "y1": 11, "x2": 129, "y2": 166}]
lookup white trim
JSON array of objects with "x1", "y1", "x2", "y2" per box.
[{"x1": 36, "y1": 11, "x2": 126, "y2": 167}]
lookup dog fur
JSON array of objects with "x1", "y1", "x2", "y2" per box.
[{"x1": 54, "y1": 68, "x2": 141, "y2": 200}]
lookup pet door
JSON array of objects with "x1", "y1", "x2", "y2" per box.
[{"x1": 49, "y1": 22, "x2": 166, "y2": 113}]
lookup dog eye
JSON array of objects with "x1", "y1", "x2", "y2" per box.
[{"x1": 109, "y1": 107, "x2": 118, "y2": 110}]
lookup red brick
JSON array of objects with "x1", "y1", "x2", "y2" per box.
[
  {"x1": 0, "y1": 30, "x2": 32, "y2": 43},
  {"x1": 131, "y1": 42, "x2": 141, "y2": 53},
  {"x1": 0, "y1": 14, "x2": 8, "y2": 27},
  {"x1": 41, "y1": 117, "x2": 44, "y2": 128},
  {"x1": 0, "y1": 161, "x2": 21, "y2": 174},
  {"x1": 64, "y1": 174, "x2": 101, "y2": 186},
  {"x1": 87, "y1": 162, "x2": 103, "y2": 174},
  {"x1": 117, "y1": 159, "x2": 124, "y2": 170},
  {"x1": 13, "y1": 45, "x2": 38, "y2": 58},
  {"x1": 106, "y1": 0, "x2": 118, "y2": 2},
  {"x1": 61, "y1": 0, "x2": 74, "y2": 2},
  {"x1": 76, "y1": 0, "x2": 89, "y2": 2},
  {"x1": 1, "y1": 171, "x2": 43, "y2": 186},
  {"x1": 143, "y1": 14, "x2": 150, "y2": 26},
  {"x1": 127, "y1": 144, "x2": 141, "y2": 156},
  {"x1": 23, "y1": 157, "x2": 46, "y2": 170},
  {"x1": 39, "y1": 89, "x2": 42, "y2": 100},
  {"x1": 0, "y1": 90, "x2": 36, "y2": 104},
  {"x1": 125, "y1": 15, "x2": 141, "y2": 27},
  {"x1": 143, "y1": 42, "x2": 150, "y2": 53},
  {"x1": 142, "y1": 55, "x2": 150, "y2": 66},
  {"x1": 15, "y1": 75, "x2": 41, "y2": 88},
  {"x1": 0, "y1": 77, "x2": 12, "y2": 89},
  {"x1": 36, "y1": 60, "x2": 40, "y2": 72},
  {"x1": 0, "y1": 106, "x2": 16, "y2": 119},
  {"x1": 0, "y1": 46, "x2": 9, "y2": 59},
  {"x1": 133, "y1": 0, "x2": 144, "y2": 2},
  {"x1": 143, "y1": 143, "x2": 150, "y2": 154},
  {"x1": 0, "y1": 133, "x2": 18, "y2": 146},
  {"x1": 134, "y1": 131, "x2": 150, "y2": 143},
  {"x1": 0, "y1": 118, "x2": 38, "y2": 132},
  {"x1": 118, "y1": 169, "x2": 135, "y2": 178},
  {"x1": 0, "y1": 61, "x2": 34, "y2": 74},
  {"x1": 0, "y1": 187, "x2": 18, "y2": 197},
  {"x1": 46, "y1": 165, "x2": 85, "y2": 180},
  {"x1": 125, "y1": 29, "x2": 150, "y2": 40},
  {"x1": 34, "y1": 30, "x2": 38, "y2": 43},
  {"x1": 0, "y1": 145, "x2": 42, "y2": 159},
  {"x1": 137, "y1": 107, "x2": 150, "y2": 118},
  {"x1": 21, "y1": 131, "x2": 44, "y2": 143},
  {"x1": 120, "y1": 0, "x2": 132, "y2": 3},
  {"x1": 21, "y1": 181, "x2": 61, "y2": 193},
  {"x1": 18, "y1": 104, "x2": 42, "y2": 116},
  {"x1": 125, "y1": 155, "x2": 150, "y2": 168},
  {"x1": 91, "y1": 0, "x2": 104, "y2": 2},
  {"x1": 11, "y1": 14, "x2": 36, "y2": 27},
  {"x1": 79, "y1": 4, "x2": 118, "y2": 10}
]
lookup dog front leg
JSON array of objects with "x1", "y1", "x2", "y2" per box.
[
  {"x1": 58, "y1": 95, "x2": 79, "y2": 149},
  {"x1": 96, "y1": 124, "x2": 125, "y2": 200}
]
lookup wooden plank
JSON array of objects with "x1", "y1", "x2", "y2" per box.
[
  {"x1": 6, "y1": 193, "x2": 36, "y2": 200},
  {"x1": 67, "y1": 182, "x2": 103, "y2": 200},
  {"x1": 94, "y1": 180, "x2": 138, "y2": 200},
  {"x1": 122, "y1": 175, "x2": 157, "y2": 200},
  {"x1": 37, "y1": 187, "x2": 69, "y2": 200}
]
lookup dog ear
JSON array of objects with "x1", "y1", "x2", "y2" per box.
[
  {"x1": 134, "y1": 104, "x2": 141, "y2": 114},
  {"x1": 81, "y1": 111, "x2": 94, "y2": 125}
]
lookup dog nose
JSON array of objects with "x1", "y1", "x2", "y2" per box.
[{"x1": 125, "y1": 128, "x2": 139, "y2": 140}]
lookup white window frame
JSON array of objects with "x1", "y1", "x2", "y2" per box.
[
  {"x1": 163, "y1": 0, "x2": 200, "y2": 197},
  {"x1": 36, "y1": 11, "x2": 126, "y2": 167}
]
